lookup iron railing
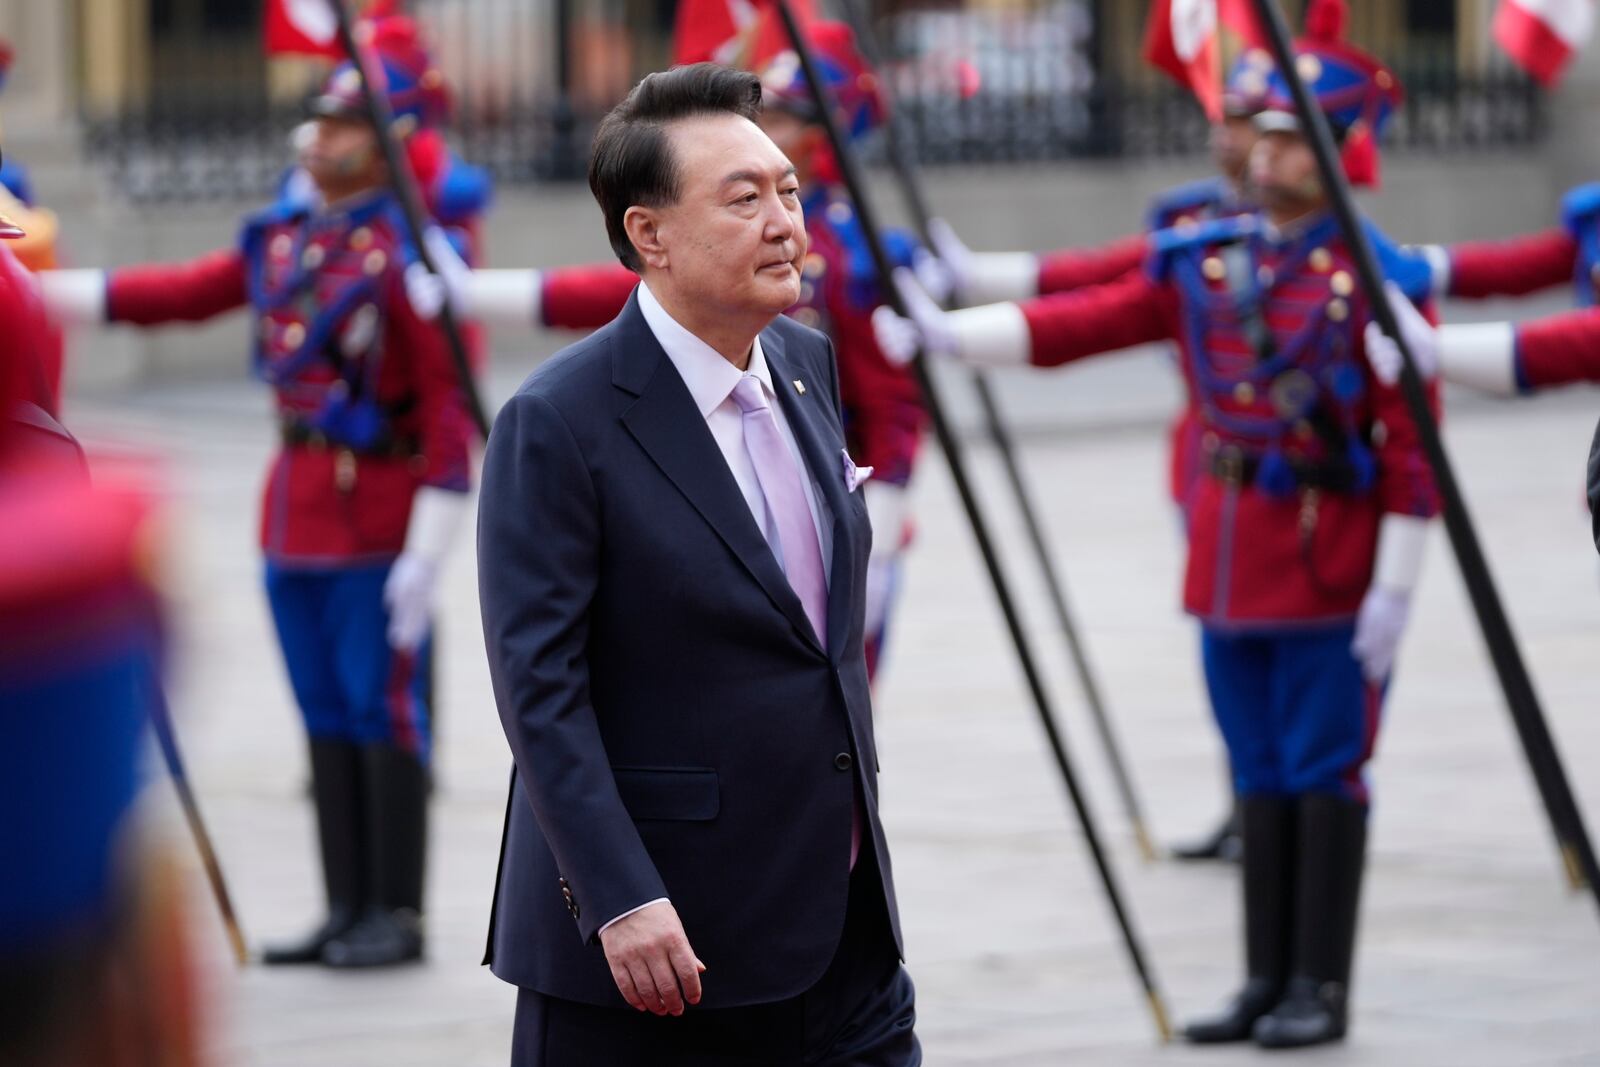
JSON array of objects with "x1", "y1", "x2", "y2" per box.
[{"x1": 79, "y1": 0, "x2": 1545, "y2": 204}]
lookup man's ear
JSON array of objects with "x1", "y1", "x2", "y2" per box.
[{"x1": 623, "y1": 206, "x2": 669, "y2": 271}]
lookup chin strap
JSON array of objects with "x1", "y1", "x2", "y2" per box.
[
  {"x1": 1438, "y1": 322, "x2": 1518, "y2": 397},
  {"x1": 37, "y1": 269, "x2": 108, "y2": 324}
]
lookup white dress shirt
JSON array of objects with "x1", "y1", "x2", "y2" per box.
[
  {"x1": 637, "y1": 280, "x2": 833, "y2": 581},
  {"x1": 599, "y1": 282, "x2": 835, "y2": 938}
]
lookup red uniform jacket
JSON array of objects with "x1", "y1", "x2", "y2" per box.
[
  {"x1": 1515, "y1": 306, "x2": 1600, "y2": 389},
  {"x1": 1448, "y1": 182, "x2": 1600, "y2": 305},
  {"x1": 1018, "y1": 213, "x2": 1440, "y2": 628},
  {"x1": 105, "y1": 193, "x2": 473, "y2": 566}
]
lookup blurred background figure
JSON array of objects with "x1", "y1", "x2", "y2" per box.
[
  {"x1": 35, "y1": 12, "x2": 478, "y2": 971},
  {"x1": 1, "y1": 183, "x2": 205, "y2": 1066}
]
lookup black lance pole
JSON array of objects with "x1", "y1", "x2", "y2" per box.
[
  {"x1": 1249, "y1": 0, "x2": 1600, "y2": 913},
  {"x1": 330, "y1": 0, "x2": 492, "y2": 441},
  {"x1": 150, "y1": 684, "x2": 250, "y2": 966},
  {"x1": 771, "y1": 0, "x2": 1173, "y2": 1039},
  {"x1": 836, "y1": 0, "x2": 1158, "y2": 863}
]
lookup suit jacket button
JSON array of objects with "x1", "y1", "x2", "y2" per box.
[{"x1": 834, "y1": 752, "x2": 853, "y2": 771}]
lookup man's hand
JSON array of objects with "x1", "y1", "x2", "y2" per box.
[
  {"x1": 1363, "y1": 281, "x2": 1438, "y2": 387},
  {"x1": 598, "y1": 901, "x2": 706, "y2": 1016}
]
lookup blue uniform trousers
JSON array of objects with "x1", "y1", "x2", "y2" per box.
[
  {"x1": 264, "y1": 561, "x2": 431, "y2": 764},
  {"x1": 1201, "y1": 623, "x2": 1380, "y2": 803}
]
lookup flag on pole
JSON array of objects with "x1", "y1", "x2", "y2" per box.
[
  {"x1": 1493, "y1": 0, "x2": 1594, "y2": 86},
  {"x1": 672, "y1": 0, "x2": 815, "y2": 68},
  {"x1": 264, "y1": 0, "x2": 399, "y2": 58},
  {"x1": 1141, "y1": 0, "x2": 1267, "y2": 121}
]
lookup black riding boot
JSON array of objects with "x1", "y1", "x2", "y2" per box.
[
  {"x1": 262, "y1": 739, "x2": 364, "y2": 965},
  {"x1": 322, "y1": 743, "x2": 428, "y2": 968},
  {"x1": 1184, "y1": 794, "x2": 1294, "y2": 1043},
  {"x1": 1253, "y1": 792, "x2": 1368, "y2": 1049}
]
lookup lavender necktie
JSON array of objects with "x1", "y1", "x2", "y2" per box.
[
  {"x1": 732, "y1": 376, "x2": 863, "y2": 869},
  {"x1": 731, "y1": 375, "x2": 829, "y2": 647}
]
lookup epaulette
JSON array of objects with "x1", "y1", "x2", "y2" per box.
[
  {"x1": 1561, "y1": 182, "x2": 1600, "y2": 237},
  {"x1": 1364, "y1": 220, "x2": 1433, "y2": 304},
  {"x1": 237, "y1": 197, "x2": 308, "y2": 262},
  {"x1": 430, "y1": 156, "x2": 494, "y2": 225},
  {"x1": 1147, "y1": 213, "x2": 1256, "y2": 283},
  {"x1": 1145, "y1": 176, "x2": 1228, "y2": 232},
  {"x1": 812, "y1": 185, "x2": 920, "y2": 310}
]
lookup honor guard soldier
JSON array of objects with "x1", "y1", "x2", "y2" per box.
[
  {"x1": 1, "y1": 185, "x2": 205, "y2": 1065},
  {"x1": 875, "y1": 5, "x2": 1439, "y2": 1047},
  {"x1": 920, "y1": 49, "x2": 1277, "y2": 863},
  {"x1": 37, "y1": 26, "x2": 476, "y2": 969}
]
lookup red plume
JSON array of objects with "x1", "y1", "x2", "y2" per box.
[{"x1": 1305, "y1": 0, "x2": 1347, "y2": 42}]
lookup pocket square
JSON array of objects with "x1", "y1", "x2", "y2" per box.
[{"x1": 841, "y1": 450, "x2": 874, "y2": 493}]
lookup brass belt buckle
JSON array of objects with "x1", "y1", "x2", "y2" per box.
[
  {"x1": 334, "y1": 448, "x2": 358, "y2": 493},
  {"x1": 1215, "y1": 447, "x2": 1244, "y2": 486}
]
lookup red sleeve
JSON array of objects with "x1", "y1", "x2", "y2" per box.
[
  {"x1": 388, "y1": 272, "x2": 474, "y2": 493},
  {"x1": 1447, "y1": 227, "x2": 1577, "y2": 300},
  {"x1": 106, "y1": 248, "x2": 249, "y2": 325},
  {"x1": 540, "y1": 263, "x2": 638, "y2": 330},
  {"x1": 1364, "y1": 299, "x2": 1442, "y2": 518},
  {"x1": 828, "y1": 281, "x2": 924, "y2": 486},
  {"x1": 1036, "y1": 234, "x2": 1150, "y2": 295},
  {"x1": 1020, "y1": 270, "x2": 1177, "y2": 367},
  {"x1": 1514, "y1": 307, "x2": 1600, "y2": 390}
]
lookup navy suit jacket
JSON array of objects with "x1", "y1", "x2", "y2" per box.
[{"x1": 478, "y1": 291, "x2": 902, "y2": 1009}]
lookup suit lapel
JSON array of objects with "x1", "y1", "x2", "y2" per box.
[
  {"x1": 614, "y1": 297, "x2": 824, "y2": 655},
  {"x1": 764, "y1": 330, "x2": 857, "y2": 662}
]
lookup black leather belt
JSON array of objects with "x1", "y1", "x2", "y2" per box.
[
  {"x1": 1208, "y1": 446, "x2": 1357, "y2": 492},
  {"x1": 278, "y1": 414, "x2": 417, "y2": 459}
]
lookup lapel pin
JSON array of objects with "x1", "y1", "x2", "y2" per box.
[{"x1": 793, "y1": 379, "x2": 807, "y2": 396}]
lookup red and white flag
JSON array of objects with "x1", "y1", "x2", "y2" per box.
[
  {"x1": 672, "y1": 0, "x2": 815, "y2": 68},
  {"x1": 264, "y1": 0, "x2": 399, "y2": 58},
  {"x1": 1142, "y1": 0, "x2": 1266, "y2": 121},
  {"x1": 1494, "y1": 0, "x2": 1594, "y2": 86}
]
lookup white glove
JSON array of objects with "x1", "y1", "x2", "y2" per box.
[
  {"x1": 1351, "y1": 586, "x2": 1410, "y2": 685},
  {"x1": 1350, "y1": 513, "x2": 1429, "y2": 684},
  {"x1": 862, "y1": 481, "x2": 910, "y2": 636},
  {"x1": 404, "y1": 226, "x2": 474, "y2": 321},
  {"x1": 384, "y1": 486, "x2": 469, "y2": 652},
  {"x1": 1363, "y1": 281, "x2": 1438, "y2": 387},
  {"x1": 1418, "y1": 244, "x2": 1451, "y2": 296},
  {"x1": 928, "y1": 216, "x2": 1042, "y2": 306},
  {"x1": 925, "y1": 218, "x2": 973, "y2": 300},
  {"x1": 880, "y1": 266, "x2": 961, "y2": 367},
  {"x1": 871, "y1": 269, "x2": 1033, "y2": 370},
  {"x1": 36, "y1": 269, "x2": 108, "y2": 324},
  {"x1": 910, "y1": 246, "x2": 957, "y2": 307}
]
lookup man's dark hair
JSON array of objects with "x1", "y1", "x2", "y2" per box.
[{"x1": 588, "y1": 63, "x2": 764, "y2": 272}]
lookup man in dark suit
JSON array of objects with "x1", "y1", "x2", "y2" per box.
[{"x1": 477, "y1": 63, "x2": 920, "y2": 1065}]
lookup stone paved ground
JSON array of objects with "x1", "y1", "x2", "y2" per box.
[{"x1": 68, "y1": 348, "x2": 1600, "y2": 1067}]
